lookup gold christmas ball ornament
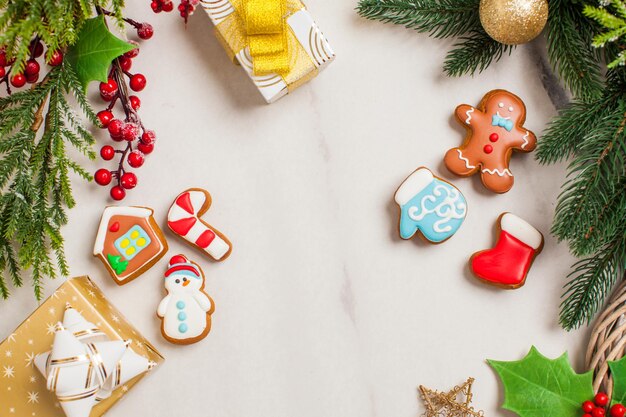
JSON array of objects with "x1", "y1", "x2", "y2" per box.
[{"x1": 479, "y1": 0, "x2": 549, "y2": 45}]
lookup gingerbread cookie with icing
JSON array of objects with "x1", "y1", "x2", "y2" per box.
[
  {"x1": 167, "y1": 188, "x2": 232, "y2": 261},
  {"x1": 470, "y1": 213, "x2": 544, "y2": 289},
  {"x1": 444, "y1": 89, "x2": 537, "y2": 193},
  {"x1": 157, "y1": 254, "x2": 215, "y2": 345},
  {"x1": 93, "y1": 206, "x2": 168, "y2": 285},
  {"x1": 394, "y1": 167, "x2": 467, "y2": 244}
]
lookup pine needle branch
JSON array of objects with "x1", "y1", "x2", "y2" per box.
[
  {"x1": 584, "y1": 0, "x2": 626, "y2": 68},
  {"x1": 356, "y1": 0, "x2": 482, "y2": 39},
  {"x1": 0, "y1": 61, "x2": 95, "y2": 299},
  {"x1": 560, "y1": 231, "x2": 626, "y2": 330},
  {"x1": 0, "y1": 0, "x2": 126, "y2": 73},
  {"x1": 546, "y1": 0, "x2": 604, "y2": 101},
  {"x1": 443, "y1": 29, "x2": 514, "y2": 76}
]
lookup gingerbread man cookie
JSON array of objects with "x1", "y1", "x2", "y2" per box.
[{"x1": 444, "y1": 89, "x2": 537, "y2": 193}]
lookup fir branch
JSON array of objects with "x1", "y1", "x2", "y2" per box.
[
  {"x1": 536, "y1": 96, "x2": 619, "y2": 164},
  {"x1": 0, "y1": 62, "x2": 95, "y2": 299},
  {"x1": 550, "y1": 104, "x2": 626, "y2": 257},
  {"x1": 356, "y1": 0, "x2": 482, "y2": 39},
  {"x1": 443, "y1": 29, "x2": 514, "y2": 76},
  {"x1": 584, "y1": 0, "x2": 626, "y2": 68},
  {"x1": 546, "y1": 0, "x2": 604, "y2": 101},
  {"x1": 0, "y1": 0, "x2": 126, "y2": 73},
  {"x1": 559, "y1": 231, "x2": 626, "y2": 330}
]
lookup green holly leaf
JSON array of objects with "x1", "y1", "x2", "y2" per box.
[
  {"x1": 66, "y1": 16, "x2": 134, "y2": 90},
  {"x1": 609, "y1": 356, "x2": 626, "y2": 405},
  {"x1": 107, "y1": 254, "x2": 128, "y2": 275},
  {"x1": 488, "y1": 346, "x2": 594, "y2": 417}
]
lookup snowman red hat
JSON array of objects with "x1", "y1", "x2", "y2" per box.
[{"x1": 165, "y1": 254, "x2": 201, "y2": 279}]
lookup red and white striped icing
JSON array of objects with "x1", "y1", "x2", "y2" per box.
[{"x1": 167, "y1": 190, "x2": 231, "y2": 260}]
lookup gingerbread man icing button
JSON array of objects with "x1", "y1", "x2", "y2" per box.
[{"x1": 444, "y1": 89, "x2": 537, "y2": 193}]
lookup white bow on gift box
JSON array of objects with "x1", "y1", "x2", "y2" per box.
[{"x1": 34, "y1": 305, "x2": 155, "y2": 417}]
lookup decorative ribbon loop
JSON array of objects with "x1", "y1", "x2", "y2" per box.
[{"x1": 243, "y1": 0, "x2": 290, "y2": 75}]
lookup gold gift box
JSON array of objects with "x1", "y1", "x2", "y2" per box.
[
  {"x1": 0, "y1": 277, "x2": 163, "y2": 417},
  {"x1": 201, "y1": 0, "x2": 335, "y2": 103}
]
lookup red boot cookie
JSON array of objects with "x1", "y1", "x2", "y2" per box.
[
  {"x1": 444, "y1": 89, "x2": 537, "y2": 193},
  {"x1": 471, "y1": 213, "x2": 543, "y2": 289}
]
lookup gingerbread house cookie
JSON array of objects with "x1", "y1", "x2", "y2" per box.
[{"x1": 93, "y1": 206, "x2": 168, "y2": 285}]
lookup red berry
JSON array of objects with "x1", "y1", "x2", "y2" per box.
[
  {"x1": 118, "y1": 56, "x2": 132, "y2": 72},
  {"x1": 100, "y1": 145, "x2": 115, "y2": 161},
  {"x1": 108, "y1": 119, "x2": 124, "y2": 141},
  {"x1": 24, "y1": 59, "x2": 40, "y2": 76},
  {"x1": 0, "y1": 67, "x2": 5, "y2": 78},
  {"x1": 584, "y1": 401, "x2": 597, "y2": 413},
  {"x1": 596, "y1": 393, "x2": 610, "y2": 407},
  {"x1": 594, "y1": 408, "x2": 606, "y2": 417},
  {"x1": 29, "y1": 40, "x2": 43, "y2": 58},
  {"x1": 137, "y1": 142, "x2": 154, "y2": 154},
  {"x1": 97, "y1": 110, "x2": 114, "y2": 128},
  {"x1": 121, "y1": 123, "x2": 139, "y2": 141},
  {"x1": 129, "y1": 95, "x2": 141, "y2": 110},
  {"x1": 26, "y1": 73, "x2": 39, "y2": 84},
  {"x1": 151, "y1": 1, "x2": 160, "y2": 12},
  {"x1": 611, "y1": 404, "x2": 626, "y2": 417},
  {"x1": 129, "y1": 74, "x2": 146, "y2": 91},
  {"x1": 127, "y1": 151, "x2": 145, "y2": 168},
  {"x1": 94, "y1": 169, "x2": 112, "y2": 186},
  {"x1": 124, "y1": 42, "x2": 140, "y2": 58},
  {"x1": 141, "y1": 130, "x2": 156, "y2": 145},
  {"x1": 120, "y1": 172, "x2": 138, "y2": 189},
  {"x1": 99, "y1": 79, "x2": 118, "y2": 101},
  {"x1": 0, "y1": 51, "x2": 6, "y2": 67},
  {"x1": 584, "y1": 415, "x2": 593, "y2": 417},
  {"x1": 10, "y1": 73, "x2": 26, "y2": 88},
  {"x1": 47, "y1": 50, "x2": 63, "y2": 66},
  {"x1": 137, "y1": 23, "x2": 154, "y2": 40},
  {"x1": 163, "y1": 1, "x2": 174, "y2": 11},
  {"x1": 110, "y1": 185, "x2": 126, "y2": 201}
]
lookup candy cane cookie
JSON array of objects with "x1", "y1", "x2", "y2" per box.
[{"x1": 167, "y1": 188, "x2": 232, "y2": 261}]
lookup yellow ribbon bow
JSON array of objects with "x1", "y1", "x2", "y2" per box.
[{"x1": 243, "y1": 0, "x2": 290, "y2": 75}]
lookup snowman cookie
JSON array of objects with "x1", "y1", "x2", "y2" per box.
[
  {"x1": 157, "y1": 255, "x2": 215, "y2": 344},
  {"x1": 444, "y1": 89, "x2": 537, "y2": 193}
]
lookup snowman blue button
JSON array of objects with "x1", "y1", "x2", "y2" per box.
[
  {"x1": 176, "y1": 301, "x2": 185, "y2": 309},
  {"x1": 178, "y1": 312, "x2": 187, "y2": 321},
  {"x1": 394, "y1": 167, "x2": 467, "y2": 243},
  {"x1": 178, "y1": 323, "x2": 188, "y2": 333}
]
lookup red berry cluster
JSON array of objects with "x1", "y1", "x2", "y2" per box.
[
  {"x1": 150, "y1": 0, "x2": 200, "y2": 22},
  {"x1": 0, "y1": 39, "x2": 62, "y2": 93},
  {"x1": 582, "y1": 393, "x2": 626, "y2": 417},
  {"x1": 94, "y1": 22, "x2": 156, "y2": 201}
]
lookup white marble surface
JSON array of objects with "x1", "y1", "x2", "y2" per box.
[{"x1": 0, "y1": 1, "x2": 591, "y2": 416}]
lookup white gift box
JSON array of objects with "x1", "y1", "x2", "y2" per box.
[{"x1": 201, "y1": 0, "x2": 335, "y2": 103}]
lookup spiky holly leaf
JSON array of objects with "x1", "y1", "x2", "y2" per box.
[
  {"x1": 609, "y1": 356, "x2": 626, "y2": 405},
  {"x1": 66, "y1": 15, "x2": 134, "y2": 90},
  {"x1": 488, "y1": 346, "x2": 594, "y2": 417}
]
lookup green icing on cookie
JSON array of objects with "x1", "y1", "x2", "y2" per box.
[{"x1": 107, "y1": 254, "x2": 129, "y2": 275}]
